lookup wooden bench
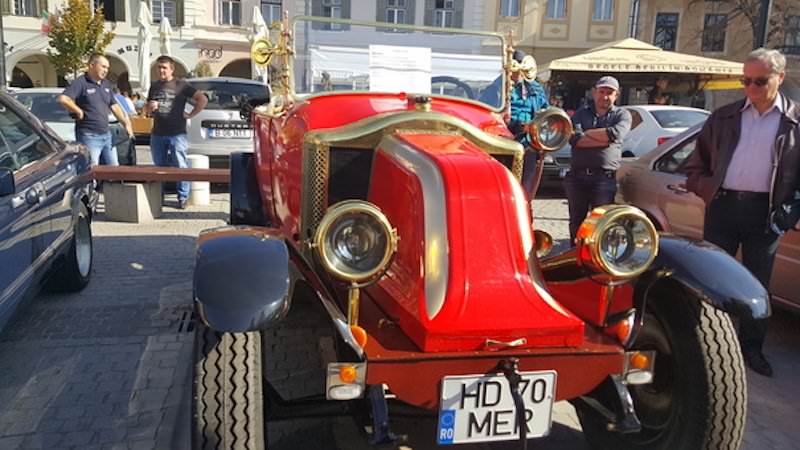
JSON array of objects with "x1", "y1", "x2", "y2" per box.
[{"x1": 92, "y1": 166, "x2": 229, "y2": 222}]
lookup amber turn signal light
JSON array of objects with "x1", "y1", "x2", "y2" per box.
[
  {"x1": 629, "y1": 352, "x2": 649, "y2": 370},
  {"x1": 338, "y1": 365, "x2": 358, "y2": 384},
  {"x1": 350, "y1": 325, "x2": 368, "y2": 348}
]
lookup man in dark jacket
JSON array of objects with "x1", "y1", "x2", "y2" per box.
[{"x1": 683, "y1": 48, "x2": 800, "y2": 377}]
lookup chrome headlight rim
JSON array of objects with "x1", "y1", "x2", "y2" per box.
[
  {"x1": 314, "y1": 200, "x2": 398, "y2": 283},
  {"x1": 576, "y1": 205, "x2": 659, "y2": 280},
  {"x1": 528, "y1": 107, "x2": 574, "y2": 152}
]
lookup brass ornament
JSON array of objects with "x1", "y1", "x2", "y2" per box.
[{"x1": 251, "y1": 38, "x2": 275, "y2": 67}]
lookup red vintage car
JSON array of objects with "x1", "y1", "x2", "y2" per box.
[{"x1": 191, "y1": 16, "x2": 769, "y2": 450}]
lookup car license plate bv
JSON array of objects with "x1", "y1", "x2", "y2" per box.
[
  {"x1": 209, "y1": 128, "x2": 252, "y2": 139},
  {"x1": 437, "y1": 371, "x2": 556, "y2": 445}
]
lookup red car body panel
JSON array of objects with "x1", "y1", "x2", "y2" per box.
[
  {"x1": 360, "y1": 289, "x2": 622, "y2": 409},
  {"x1": 300, "y1": 93, "x2": 512, "y2": 137},
  {"x1": 368, "y1": 133, "x2": 584, "y2": 351}
]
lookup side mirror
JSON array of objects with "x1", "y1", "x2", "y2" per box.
[{"x1": 0, "y1": 168, "x2": 15, "y2": 197}]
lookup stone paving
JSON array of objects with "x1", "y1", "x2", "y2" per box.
[{"x1": 0, "y1": 184, "x2": 798, "y2": 449}]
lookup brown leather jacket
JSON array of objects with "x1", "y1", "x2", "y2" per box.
[{"x1": 682, "y1": 95, "x2": 800, "y2": 214}]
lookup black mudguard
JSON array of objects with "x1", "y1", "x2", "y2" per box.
[
  {"x1": 194, "y1": 226, "x2": 290, "y2": 331},
  {"x1": 193, "y1": 225, "x2": 366, "y2": 360},
  {"x1": 636, "y1": 234, "x2": 771, "y2": 321}
]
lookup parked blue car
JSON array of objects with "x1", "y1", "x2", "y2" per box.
[{"x1": 0, "y1": 92, "x2": 97, "y2": 331}]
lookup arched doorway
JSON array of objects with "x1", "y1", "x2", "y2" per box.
[
  {"x1": 11, "y1": 67, "x2": 33, "y2": 88},
  {"x1": 218, "y1": 59, "x2": 251, "y2": 79},
  {"x1": 105, "y1": 54, "x2": 130, "y2": 85},
  {"x1": 11, "y1": 53, "x2": 59, "y2": 87}
]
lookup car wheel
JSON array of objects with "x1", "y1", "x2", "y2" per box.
[
  {"x1": 47, "y1": 203, "x2": 92, "y2": 292},
  {"x1": 578, "y1": 290, "x2": 746, "y2": 450},
  {"x1": 192, "y1": 324, "x2": 266, "y2": 450}
]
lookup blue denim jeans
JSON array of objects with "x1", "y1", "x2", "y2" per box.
[
  {"x1": 563, "y1": 169, "x2": 617, "y2": 242},
  {"x1": 76, "y1": 131, "x2": 118, "y2": 166},
  {"x1": 150, "y1": 134, "x2": 190, "y2": 201}
]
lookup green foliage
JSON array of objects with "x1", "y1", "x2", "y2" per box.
[
  {"x1": 193, "y1": 60, "x2": 214, "y2": 78},
  {"x1": 46, "y1": 0, "x2": 115, "y2": 78}
]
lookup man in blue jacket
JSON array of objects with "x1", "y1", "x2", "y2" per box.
[{"x1": 480, "y1": 50, "x2": 549, "y2": 196}]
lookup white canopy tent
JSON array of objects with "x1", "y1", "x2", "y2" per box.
[
  {"x1": 159, "y1": 17, "x2": 173, "y2": 57},
  {"x1": 538, "y1": 38, "x2": 743, "y2": 81},
  {"x1": 136, "y1": 1, "x2": 153, "y2": 94}
]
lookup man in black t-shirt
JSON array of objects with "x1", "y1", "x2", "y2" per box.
[
  {"x1": 144, "y1": 55, "x2": 208, "y2": 209},
  {"x1": 58, "y1": 54, "x2": 134, "y2": 166}
]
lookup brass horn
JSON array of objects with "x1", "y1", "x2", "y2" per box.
[{"x1": 251, "y1": 37, "x2": 275, "y2": 67}]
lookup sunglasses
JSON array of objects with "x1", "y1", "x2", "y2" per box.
[{"x1": 740, "y1": 76, "x2": 773, "y2": 87}]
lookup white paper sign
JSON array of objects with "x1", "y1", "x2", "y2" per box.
[{"x1": 369, "y1": 44, "x2": 432, "y2": 94}]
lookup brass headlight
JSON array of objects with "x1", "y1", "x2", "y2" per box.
[
  {"x1": 576, "y1": 205, "x2": 658, "y2": 279},
  {"x1": 314, "y1": 201, "x2": 398, "y2": 283},
  {"x1": 527, "y1": 107, "x2": 573, "y2": 152}
]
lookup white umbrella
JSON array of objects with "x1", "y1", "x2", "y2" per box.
[
  {"x1": 137, "y1": 1, "x2": 153, "y2": 95},
  {"x1": 250, "y1": 6, "x2": 269, "y2": 84},
  {"x1": 159, "y1": 17, "x2": 173, "y2": 57}
]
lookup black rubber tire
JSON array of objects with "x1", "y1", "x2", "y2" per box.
[
  {"x1": 578, "y1": 291, "x2": 746, "y2": 450},
  {"x1": 47, "y1": 203, "x2": 92, "y2": 292},
  {"x1": 193, "y1": 324, "x2": 266, "y2": 450}
]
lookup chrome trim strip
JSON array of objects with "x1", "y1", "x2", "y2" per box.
[
  {"x1": 0, "y1": 224, "x2": 74, "y2": 308},
  {"x1": 377, "y1": 135, "x2": 449, "y2": 320}
]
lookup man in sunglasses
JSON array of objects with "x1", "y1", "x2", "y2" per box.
[{"x1": 683, "y1": 48, "x2": 800, "y2": 377}]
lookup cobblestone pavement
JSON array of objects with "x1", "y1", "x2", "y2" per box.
[{"x1": 0, "y1": 183, "x2": 798, "y2": 450}]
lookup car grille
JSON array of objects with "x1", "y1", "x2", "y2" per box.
[{"x1": 200, "y1": 120, "x2": 251, "y2": 129}]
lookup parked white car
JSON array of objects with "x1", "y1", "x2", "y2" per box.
[
  {"x1": 620, "y1": 105, "x2": 709, "y2": 157},
  {"x1": 185, "y1": 77, "x2": 269, "y2": 168}
]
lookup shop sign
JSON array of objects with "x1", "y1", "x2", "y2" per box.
[{"x1": 199, "y1": 46, "x2": 223, "y2": 60}]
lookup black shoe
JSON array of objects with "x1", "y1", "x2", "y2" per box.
[
  {"x1": 178, "y1": 199, "x2": 188, "y2": 210},
  {"x1": 743, "y1": 351, "x2": 773, "y2": 377}
]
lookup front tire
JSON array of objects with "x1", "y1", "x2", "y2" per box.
[
  {"x1": 193, "y1": 324, "x2": 266, "y2": 450},
  {"x1": 578, "y1": 290, "x2": 746, "y2": 450},
  {"x1": 48, "y1": 203, "x2": 92, "y2": 292}
]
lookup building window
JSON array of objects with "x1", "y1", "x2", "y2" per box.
[
  {"x1": 786, "y1": 16, "x2": 800, "y2": 47},
  {"x1": 433, "y1": 0, "x2": 454, "y2": 27},
  {"x1": 653, "y1": 12, "x2": 679, "y2": 50},
  {"x1": 323, "y1": 0, "x2": 342, "y2": 29},
  {"x1": 386, "y1": 0, "x2": 406, "y2": 24},
  {"x1": 702, "y1": 14, "x2": 726, "y2": 52},
  {"x1": 545, "y1": 0, "x2": 566, "y2": 19},
  {"x1": 13, "y1": 0, "x2": 37, "y2": 16},
  {"x1": 152, "y1": 0, "x2": 177, "y2": 24},
  {"x1": 592, "y1": 0, "x2": 613, "y2": 21},
  {"x1": 500, "y1": 0, "x2": 519, "y2": 17},
  {"x1": 261, "y1": 0, "x2": 281, "y2": 25},
  {"x1": 220, "y1": 0, "x2": 241, "y2": 25}
]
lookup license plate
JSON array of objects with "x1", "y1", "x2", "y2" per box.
[
  {"x1": 208, "y1": 128, "x2": 252, "y2": 139},
  {"x1": 437, "y1": 371, "x2": 556, "y2": 445},
  {"x1": 559, "y1": 167, "x2": 568, "y2": 178}
]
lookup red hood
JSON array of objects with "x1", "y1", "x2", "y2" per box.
[{"x1": 367, "y1": 133, "x2": 584, "y2": 352}]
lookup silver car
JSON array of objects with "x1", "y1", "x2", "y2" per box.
[{"x1": 186, "y1": 77, "x2": 269, "y2": 168}]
